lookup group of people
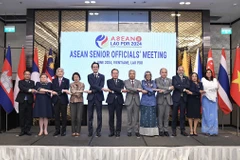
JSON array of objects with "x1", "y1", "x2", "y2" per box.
[{"x1": 15, "y1": 62, "x2": 219, "y2": 138}]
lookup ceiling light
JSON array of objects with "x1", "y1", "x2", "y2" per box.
[
  {"x1": 176, "y1": 14, "x2": 181, "y2": 17},
  {"x1": 185, "y1": 2, "x2": 191, "y2": 5},
  {"x1": 85, "y1": 1, "x2": 90, "y2": 4},
  {"x1": 233, "y1": 3, "x2": 237, "y2": 6},
  {"x1": 94, "y1": 12, "x2": 99, "y2": 15},
  {"x1": 171, "y1": 13, "x2": 176, "y2": 17},
  {"x1": 179, "y1": 2, "x2": 185, "y2": 5},
  {"x1": 90, "y1": 1, "x2": 96, "y2": 3},
  {"x1": 89, "y1": 12, "x2": 94, "y2": 15}
]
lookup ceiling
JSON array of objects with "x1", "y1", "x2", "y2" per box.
[{"x1": 0, "y1": 0, "x2": 239, "y2": 23}]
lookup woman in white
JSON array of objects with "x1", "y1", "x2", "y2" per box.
[{"x1": 201, "y1": 69, "x2": 219, "y2": 136}]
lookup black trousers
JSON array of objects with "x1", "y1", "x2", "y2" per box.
[
  {"x1": 171, "y1": 97, "x2": 186, "y2": 131},
  {"x1": 19, "y1": 101, "x2": 33, "y2": 132},
  {"x1": 54, "y1": 99, "x2": 67, "y2": 132},
  {"x1": 88, "y1": 98, "x2": 102, "y2": 134},
  {"x1": 108, "y1": 100, "x2": 123, "y2": 133}
]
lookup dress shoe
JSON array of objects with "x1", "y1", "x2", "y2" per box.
[
  {"x1": 115, "y1": 132, "x2": 120, "y2": 137},
  {"x1": 96, "y1": 132, "x2": 101, "y2": 137},
  {"x1": 135, "y1": 132, "x2": 140, "y2": 138},
  {"x1": 25, "y1": 131, "x2": 32, "y2": 136},
  {"x1": 61, "y1": 132, "x2": 66, "y2": 136},
  {"x1": 159, "y1": 132, "x2": 164, "y2": 136},
  {"x1": 53, "y1": 131, "x2": 60, "y2": 136},
  {"x1": 108, "y1": 132, "x2": 114, "y2": 137},
  {"x1": 88, "y1": 133, "x2": 93, "y2": 137},
  {"x1": 18, "y1": 132, "x2": 25, "y2": 136},
  {"x1": 181, "y1": 131, "x2": 188, "y2": 136},
  {"x1": 164, "y1": 132, "x2": 169, "y2": 137},
  {"x1": 127, "y1": 132, "x2": 132, "y2": 137},
  {"x1": 172, "y1": 130, "x2": 177, "y2": 136}
]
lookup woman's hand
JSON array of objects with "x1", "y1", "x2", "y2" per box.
[{"x1": 142, "y1": 90, "x2": 148, "y2": 94}]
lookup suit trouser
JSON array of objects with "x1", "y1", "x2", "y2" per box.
[
  {"x1": 171, "y1": 97, "x2": 186, "y2": 131},
  {"x1": 108, "y1": 100, "x2": 123, "y2": 133},
  {"x1": 19, "y1": 101, "x2": 33, "y2": 132},
  {"x1": 54, "y1": 99, "x2": 67, "y2": 132},
  {"x1": 126, "y1": 100, "x2": 139, "y2": 133},
  {"x1": 158, "y1": 99, "x2": 170, "y2": 132},
  {"x1": 70, "y1": 102, "x2": 84, "y2": 133},
  {"x1": 88, "y1": 98, "x2": 102, "y2": 134}
]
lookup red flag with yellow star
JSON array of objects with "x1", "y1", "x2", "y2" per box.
[{"x1": 230, "y1": 46, "x2": 240, "y2": 106}]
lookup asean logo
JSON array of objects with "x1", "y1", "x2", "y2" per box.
[{"x1": 95, "y1": 35, "x2": 108, "y2": 49}]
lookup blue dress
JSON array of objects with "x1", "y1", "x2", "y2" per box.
[
  {"x1": 33, "y1": 82, "x2": 53, "y2": 118},
  {"x1": 139, "y1": 80, "x2": 158, "y2": 136}
]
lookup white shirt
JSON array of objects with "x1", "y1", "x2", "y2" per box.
[{"x1": 201, "y1": 77, "x2": 218, "y2": 102}]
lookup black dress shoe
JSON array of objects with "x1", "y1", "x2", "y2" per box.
[
  {"x1": 88, "y1": 133, "x2": 93, "y2": 137},
  {"x1": 96, "y1": 132, "x2": 101, "y2": 137},
  {"x1": 135, "y1": 132, "x2": 140, "y2": 138},
  {"x1": 181, "y1": 131, "x2": 188, "y2": 136},
  {"x1": 53, "y1": 131, "x2": 60, "y2": 136},
  {"x1": 115, "y1": 132, "x2": 120, "y2": 137},
  {"x1": 108, "y1": 133, "x2": 114, "y2": 137},
  {"x1": 159, "y1": 132, "x2": 164, "y2": 136},
  {"x1": 18, "y1": 132, "x2": 25, "y2": 136},
  {"x1": 127, "y1": 132, "x2": 132, "y2": 137},
  {"x1": 25, "y1": 131, "x2": 32, "y2": 136},
  {"x1": 61, "y1": 132, "x2": 66, "y2": 136},
  {"x1": 164, "y1": 132, "x2": 169, "y2": 137},
  {"x1": 172, "y1": 131, "x2": 177, "y2": 136}
]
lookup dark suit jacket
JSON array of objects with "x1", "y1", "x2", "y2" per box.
[
  {"x1": 87, "y1": 73, "x2": 105, "y2": 101},
  {"x1": 172, "y1": 75, "x2": 190, "y2": 102},
  {"x1": 15, "y1": 80, "x2": 35, "y2": 104},
  {"x1": 106, "y1": 79, "x2": 124, "y2": 104},
  {"x1": 52, "y1": 77, "x2": 70, "y2": 105}
]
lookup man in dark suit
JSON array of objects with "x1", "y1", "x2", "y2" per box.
[
  {"x1": 52, "y1": 68, "x2": 70, "y2": 136},
  {"x1": 15, "y1": 70, "x2": 36, "y2": 136},
  {"x1": 87, "y1": 62, "x2": 108, "y2": 137},
  {"x1": 106, "y1": 68, "x2": 128, "y2": 137},
  {"x1": 172, "y1": 66, "x2": 190, "y2": 136}
]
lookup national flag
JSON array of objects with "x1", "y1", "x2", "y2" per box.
[
  {"x1": 218, "y1": 48, "x2": 232, "y2": 114},
  {"x1": 193, "y1": 48, "x2": 202, "y2": 79},
  {"x1": 0, "y1": 46, "x2": 14, "y2": 113},
  {"x1": 13, "y1": 47, "x2": 26, "y2": 113},
  {"x1": 182, "y1": 49, "x2": 189, "y2": 77},
  {"x1": 31, "y1": 47, "x2": 40, "y2": 84},
  {"x1": 46, "y1": 48, "x2": 55, "y2": 82},
  {"x1": 206, "y1": 48, "x2": 215, "y2": 77},
  {"x1": 230, "y1": 46, "x2": 240, "y2": 106},
  {"x1": 42, "y1": 52, "x2": 48, "y2": 73}
]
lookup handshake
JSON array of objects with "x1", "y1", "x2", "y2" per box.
[{"x1": 153, "y1": 86, "x2": 174, "y2": 93}]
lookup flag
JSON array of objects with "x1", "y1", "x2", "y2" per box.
[
  {"x1": 193, "y1": 48, "x2": 202, "y2": 79},
  {"x1": 13, "y1": 47, "x2": 26, "y2": 113},
  {"x1": 206, "y1": 48, "x2": 215, "y2": 77},
  {"x1": 230, "y1": 46, "x2": 240, "y2": 106},
  {"x1": 31, "y1": 47, "x2": 40, "y2": 84},
  {"x1": 42, "y1": 52, "x2": 47, "y2": 73},
  {"x1": 182, "y1": 49, "x2": 189, "y2": 77},
  {"x1": 46, "y1": 48, "x2": 55, "y2": 82},
  {"x1": 0, "y1": 46, "x2": 14, "y2": 113},
  {"x1": 218, "y1": 48, "x2": 232, "y2": 114}
]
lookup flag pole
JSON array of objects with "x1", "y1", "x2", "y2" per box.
[
  {"x1": 5, "y1": 113, "x2": 8, "y2": 132},
  {"x1": 221, "y1": 111, "x2": 224, "y2": 130},
  {"x1": 237, "y1": 107, "x2": 239, "y2": 136}
]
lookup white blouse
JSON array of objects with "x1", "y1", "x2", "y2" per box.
[{"x1": 201, "y1": 77, "x2": 218, "y2": 102}]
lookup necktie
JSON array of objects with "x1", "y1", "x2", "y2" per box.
[
  {"x1": 115, "y1": 79, "x2": 117, "y2": 85},
  {"x1": 163, "y1": 79, "x2": 166, "y2": 86},
  {"x1": 59, "y1": 79, "x2": 62, "y2": 86},
  {"x1": 131, "y1": 80, "x2": 134, "y2": 87},
  {"x1": 94, "y1": 73, "x2": 97, "y2": 79}
]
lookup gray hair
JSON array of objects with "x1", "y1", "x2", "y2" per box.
[
  {"x1": 56, "y1": 67, "x2": 64, "y2": 73},
  {"x1": 128, "y1": 69, "x2": 136, "y2": 75},
  {"x1": 160, "y1": 68, "x2": 167, "y2": 73}
]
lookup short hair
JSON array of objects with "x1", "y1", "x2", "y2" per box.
[
  {"x1": 40, "y1": 73, "x2": 48, "y2": 78},
  {"x1": 190, "y1": 72, "x2": 200, "y2": 82},
  {"x1": 72, "y1": 72, "x2": 81, "y2": 81},
  {"x1": 204, "y1": 69, "x2": 214, "y2": 81},
  {"x1": 160, "y1": 68, "x2": 167, "y2": 73},
  {"x1": 178, "y1": 66, "x2": 184, "y2": 70},
  {"x1": 111, "y1": 68, "x2": 119, "y2": 74},
  {"x1": 23, "y1": 70, "x2": 31, "y2": 74},
  {"x1": 144, "y1": 71, "x2": 152, "y2": 80},
  {"x1": 128, "y1": 69, "x2": 136, "y2": 75},
  {"x1": 91, "y1": 62, "x2": 99, "y2": 68},
  {"x1": 56, "y1": 67, "x2": 64, "y2": 73}
]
